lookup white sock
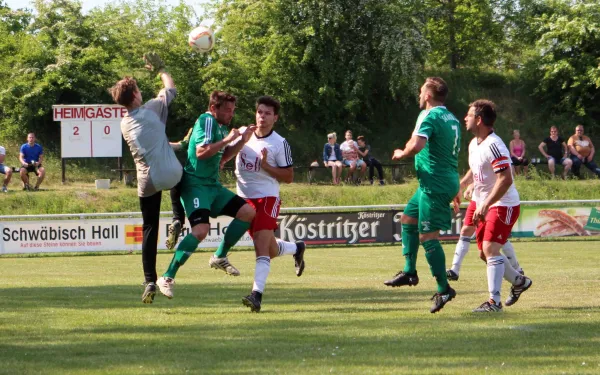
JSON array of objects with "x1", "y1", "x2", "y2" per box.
[
  {"x1": 502, "y1": 255, "x2": 524, "y2": 285},
  {"x1": 252, "y1": 256, "x2": 271, "y2": 293},
  {"x1": 501, "y1": 241, "x2": 521, "y2": 272},
  {"x1": 450, "y1": 236, "x2": 471, "y2": 274},
  {"x1": 276, "y1": 239, "x2": 297, "y2": 256},
  {"x1": 487, "y1": 256, "x2": 505, "y2": 305}
]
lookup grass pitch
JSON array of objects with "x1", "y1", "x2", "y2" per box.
[{"x1": 1, "y1": 242, "x2": 599, "y2": 374}]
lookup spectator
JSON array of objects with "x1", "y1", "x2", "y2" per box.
[
  {"x1": 0, "y1": 145, "x2": 13, "y2": 193},
  {"x1": 322, "y1": 132, "x2": 343, "y2": 184},
  {"x1": 19, "y1": 132, "x2": 45, "y2": 191},
  {"x1": 340, "y1": 130, "x2": 366, "y2": 184},
  {"x1": 567, "y1": 125, "x2": 600, "y2": 179},
  {"x1": 356, "y1": 135, "x2": 385, "y2": 185},
  {"x1": 538, "y1": 126, "x2": 572, "y2": 179},
  {"x1": 509, "y1": 129, "x2": 529, "y2": 176}
]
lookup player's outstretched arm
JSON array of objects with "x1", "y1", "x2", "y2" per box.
[
  {"x1": 400, "y1": 135, "x2": 427, "y2": 158},
  {"x1": 158, "y1": 71, "x2": 175, "y2": 90},
  {"x1": 196, "y1": 127, "x2": 244, "y2": 160},
  {"x1": 221, "y1": 125, "x2": 257, "y2": 164}
]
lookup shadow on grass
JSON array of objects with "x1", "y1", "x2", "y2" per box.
[
  {"x1": 0, "y1": 283, "x2": 443, "y2": 311},
  {"x1": 1, "y1": 284, "x2": 599, "y2": 374}
]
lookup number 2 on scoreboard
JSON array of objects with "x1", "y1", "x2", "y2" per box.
[{"x1": 73, "y1": 126, "x2": 79, "y2": 136}]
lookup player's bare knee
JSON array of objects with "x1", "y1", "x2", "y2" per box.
[
  {"x1": 236, "y1": 203, "x2": 255, "y2": 222},
  {"x1": 5, "y1": 169, "x2": 12, "y2": 177},
  {"x1": 191, "y1": 224, "x2": 209, "y2": 241},
  {"x1": 482, "y1": 241, "x2": 502, "y2": 257},
  {"x1": 460, "y1": 225, "x2": 475, "y2": 237},
  {"x1": 419, "y1": 232, "x2": 439, "y2": 243}
]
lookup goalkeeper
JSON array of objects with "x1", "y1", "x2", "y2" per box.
[{"x1": 110, "y1": 52, "x2": 181, "y2": 304}]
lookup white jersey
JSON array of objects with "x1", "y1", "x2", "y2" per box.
[
  {"x1": 234, "y1": 128, "x2": 293, "y2": 199},
  {"x1": 469, "y1": 132, "x2": 520, "y2": 207}
]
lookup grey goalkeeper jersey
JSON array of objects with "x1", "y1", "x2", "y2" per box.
[{"x1": 120, "y1": 87, "x2": 182, "y2": 197}]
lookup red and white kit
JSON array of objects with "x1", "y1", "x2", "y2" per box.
[
  {"x1": 235, "y1": 128, "x2": 293, "y2": 235},
  {"x1": 468, "y1": 132, "x2": 520, "y2": 249}
]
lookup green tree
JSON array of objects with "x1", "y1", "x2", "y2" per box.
[
  {"x1": 525, "y1": 0, "x2": 600, "y2": 125},
  {"x1": 205, "y1": 0, "x2": 430, "y2": 160},
  {"x1": 424, "y1": 0, "x2": 504, "y2": 69}
]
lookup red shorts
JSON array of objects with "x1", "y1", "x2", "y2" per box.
[
  {"x1": 464, "y1": 200, "x2": 477, "y2": 227},
  {"x1": 245, "y1": 196, "x2": 281, "y2": 237},
  {"x1": 476, "y1": 205, "x2": 520, "y2": 250}
]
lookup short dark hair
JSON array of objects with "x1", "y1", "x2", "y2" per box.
[
  {"x1": 469, "y1": 99, "x2": 496, "y2": 127},
  {"x1": 110, "y1": 77, "x2": 138, "y2": 107},
  {"x1": 356, "y1": 135, "x2": 366, "y2": 143},
  {"x1": 424, "y1": 77, "x2": 449, "y2": 103},
  {"x1": 256, "y1": 96, "x2": 280, "y2": 115},
  {"x1": 209, "y1": 90, "x2": 237, "y2": 110}
]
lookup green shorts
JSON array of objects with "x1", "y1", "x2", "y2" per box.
[
  {"x1": 403, "y1": 187, "x2": 454, "y2": 233},
  {"x1": 180, "y1": 181, "x2": 236, "y2": 219}
]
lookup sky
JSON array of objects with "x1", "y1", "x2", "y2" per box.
[{"x1": 5, "y1": 0, "x2": 210, "y2": 15}]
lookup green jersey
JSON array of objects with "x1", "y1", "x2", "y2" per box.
[
  {"x1": 184, "y1": 112, "x2": 229, "y2": 184},
  {"x1": 412, "y1": 106, "x2": 461, "y2": 194}
]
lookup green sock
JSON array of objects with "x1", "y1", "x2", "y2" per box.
[
  {"x1": 214, "y1": 218, "x2": 251, "y2": 258},
  {"x1": 164, "y1": 234, "x2": 200, "y2": 279},
  {"x1": 423, "y1": 239, "x2": 449, "y2": 293},
  {"x1": 401, "y1": 223, "x2": 419, "y2": 274}
]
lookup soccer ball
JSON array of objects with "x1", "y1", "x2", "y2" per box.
[{"x1": 188, "y1": 26, "x2": 214, "y2": 53}]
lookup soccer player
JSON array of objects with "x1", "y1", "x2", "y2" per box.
[
  {"x1": 157, "y1": 91, "x2": 257, "y2": 298},
  {"x1": 221, "y1": 96, "x2": 306, "y2": 312},
  {"x1": 384, "y1": 77, "x2": 460, "y2": 313},
  {"x1": 111, "y1": 52, "x2": 182, "y2": 303},
  {"x1": 458, "y1": 99, "x2": 533, "y2": 312},
  {"x1": 446, "y1": 187, "x2": 523, "y2": 281}
]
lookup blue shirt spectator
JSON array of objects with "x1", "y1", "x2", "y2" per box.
[
  {"x1": 20, "y1": 142, "x2": 43, "y2": 163},
  {"x1": 19, "y1": 132, "x2": 46, "y2": 191}
]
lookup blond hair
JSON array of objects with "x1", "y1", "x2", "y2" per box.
[{"x1": 327, "y1": 132, "x2": 337, "y2": 140}]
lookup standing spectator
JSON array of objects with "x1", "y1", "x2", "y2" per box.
[
  {"x1": 340, "y1": 130, "x2": 366, "y2": 184},
  {"x1": 0, "y1": 145, "x2": 13, "y2": 192},
  {"x1": 322, "y1": 132, "x2": 343, "y2": 184},
  {"x1": 356, "y1": 135, "x2": 384, "y2": 185},
  {"x1": 19, "y1": 132, "x2": 45, "y2": 191},
  {"x1": 538, "y1": 126, "x2": 572, "y2": 179},
  {"x1": 568, "y1": 125, "x2": 600, "y2": 179},
  {"x1": 509, "y1": 130, "x2": 529, "y2": 176}
]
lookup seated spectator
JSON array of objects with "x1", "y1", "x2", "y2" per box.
[
  {"x1": 538, "y1": 126, "x2": 572, "y2": 179},
  {"x1": 567, "y1": 125, "x2": 600, "y2": 179},
  {"x1": 340, "y1": 130, "x2": 366, "y2": 184},
  {"x1": 356, "y1": 135, "x2": 384, "y2": 185},
  {"x1": 322, "y1": 132, "x2": 343, "y2": 184},
  {"x1": 19, "y1": 132, "x2": 46, "y2": 191},
  {"x1": 0, "y1": 145, "x2": 13, "y2": 193},
  {"x1": 509, "y1": 129, "x2": 529, "y2": 176}
]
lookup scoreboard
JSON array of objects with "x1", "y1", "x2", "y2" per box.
[{"x1": 53, "y1": 105, "x2": 125, "y2": 158}]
